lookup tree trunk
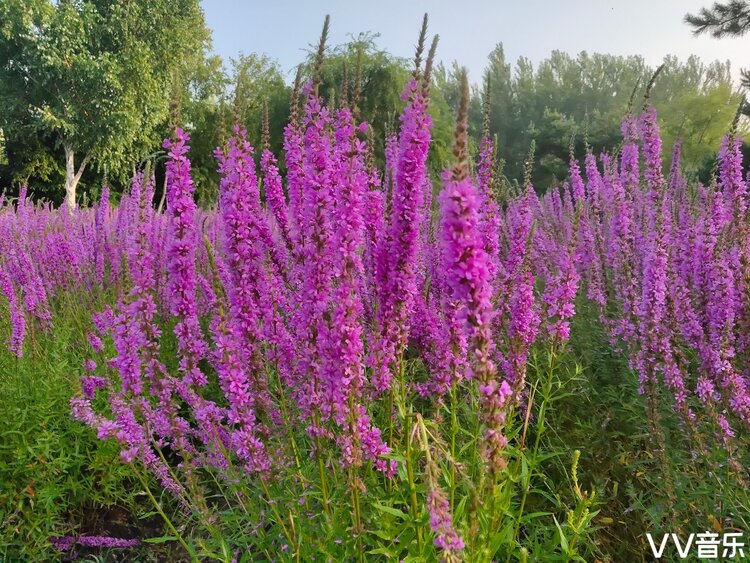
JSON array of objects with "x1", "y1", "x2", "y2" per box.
[
  {"x1": 157, "y1": 173, "x2": 167, "y2": 214},
  {"x1": 63, "y1": 143, "x2": 91, "y2": 213}
]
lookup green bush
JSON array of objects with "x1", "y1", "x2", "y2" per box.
[{"x1": 0, "y1": 294, "x2": 163, "y2": 561}]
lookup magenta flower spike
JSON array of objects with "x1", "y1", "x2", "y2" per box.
[
  {"x1": 371, "y1": 79, "x2": 433, "y2": 392},
  {"x1": 164, "y1": 128, "x2": 209, "y2": 386}
]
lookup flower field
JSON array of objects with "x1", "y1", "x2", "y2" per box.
[{"x1": 1, "y1": 18, "x2": 750, "y2": 563}]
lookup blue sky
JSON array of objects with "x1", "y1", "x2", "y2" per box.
[{"x1": 201, "y1": 0, "x2": 750, "y2": 85}]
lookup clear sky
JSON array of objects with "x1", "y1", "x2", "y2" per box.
[{"x1": 201, "y1": 0, "x2": 750, "y2": 85}]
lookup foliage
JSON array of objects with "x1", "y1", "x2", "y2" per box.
[
  {"x1": 0, "y1": 0, "x2": 211, "y2": 203},
  {"x1": 0, "y1": 290, "x2": 171, "y2": 561},
  {"x1": 481, "y1": 46, "x2": 743, "y2": 186},
  {"x1": 2, "y1": 8, "x2": 745, "y2": 203},
  {"x1": 1, "y1": 12, "x2": 750, "y2": 563},
  {"x1": 686, "y1": 0, "x2": 750, "y2": 37},
  {"x1": 684, "y1": 2, "x2": 750, "y2": 91}
]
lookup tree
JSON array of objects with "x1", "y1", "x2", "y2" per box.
[
  {"x1": 685, "y1": 1, "x2": 750, "y2": 88},
  {"x1": 303, "y1": 31, "x2": 412, "y2": 169},
  {"x1": 685, "y1": 1, "x2": 750, "y2": 37},
  {"x1": 184, "y1": 53, "x2": 289, "y2": 204},
  {"x1": 230, "y1": 54, "x2": 290, "y2": 153},
  {"x1": 0, "y1": 0, "x2": 210, "y2": 210},
  {"x1": 473, "y1": 47, "x2": 742, "y2": 188},
  {"x1": 0, "y1": 128, "x2": 7, "y2": 166}
]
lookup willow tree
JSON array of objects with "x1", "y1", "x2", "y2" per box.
[{"x1": 0, "y1": 0, "x2": 210, "y2": 209}]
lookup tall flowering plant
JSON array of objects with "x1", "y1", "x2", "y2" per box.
[{"x1": 6, "y1": 17, "x2": 749, "y2": 563}]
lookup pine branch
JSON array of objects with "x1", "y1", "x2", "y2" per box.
[{"x1": 685, "y1": 1, "x2": 750, "y2": 37}]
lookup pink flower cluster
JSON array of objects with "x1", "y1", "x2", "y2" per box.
[
  {"x1": 4, "y1": 61, "x2": 748, "y2": 558},
  {"x1": 546, "y1": 105, "x2": 750, "y2": 448}
]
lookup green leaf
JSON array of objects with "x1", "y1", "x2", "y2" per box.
[
  {"x1": 369, "y1": 529, "x2": 395, "y2": 541},
  {"x1": 373, "y1": 503, "x2": 408, "y2": 519},
  {"x1": 553, "y1": 516, "x2": 569, "y2": 554},
  {"x1": 143, "y1": 535, "x2": 178, "y2": 544},
  {"x1": 521, "y1": 511, "x2": 553, "y2": 522},
  {"x1": 367, "y1": 547, "x2": 396, "y2": 557}
]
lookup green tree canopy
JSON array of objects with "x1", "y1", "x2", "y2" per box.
[
  {"x1": 474, "y1": 45, "x2": 742, "y2": 187},
  {"x1": 0, "y1": 0, "x2": 211, "y2": 208}
]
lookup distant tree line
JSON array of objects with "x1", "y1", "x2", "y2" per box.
[{"x1": 0, "y1": 1, "x2": 746, "y2": 206}]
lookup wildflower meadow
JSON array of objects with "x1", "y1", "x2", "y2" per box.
[{"x1": 2, "y1": 9, "x2": 750, "y2": 563}]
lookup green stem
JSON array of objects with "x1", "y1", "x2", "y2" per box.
[
  {"x1": 153, "y1": 426, "x2": 229, "y2": 558},
  {"x1": 346, "y1": 394, "x2": 365, "y2": 560},
  {"x1": 351, "y1": 470, "x2": 364, "y2": 562},
  {"x1": 387, "y1": 387, "x2": 395, "y2": 445},
  {"x1": 260, "y1": 478, "x2": 297, "y2": 551},
  {"x1": 276, "y1": 378, "x2": 307, "y2": 491},
  {"x1": 450, "y1": 382, "x2": 458, "y2": 512},
  {"x1": 466, "y1": 375, "x2": 481, "y2": 555},
  {"x1": 153, "y1": 444, "x2": 193, "y2": 511},
  {"x1": 316, "y1": 440, "x2": 331, "y2": 519},
  {"x1": 399, "y1": 356, "x2": 423, "y2": 553},
  {"x1": 133, "y1": 466, "x2": 198, "y2": 561},
  {"x1": 507, "y1": 346, "x2": 557, "y2": 563}
]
